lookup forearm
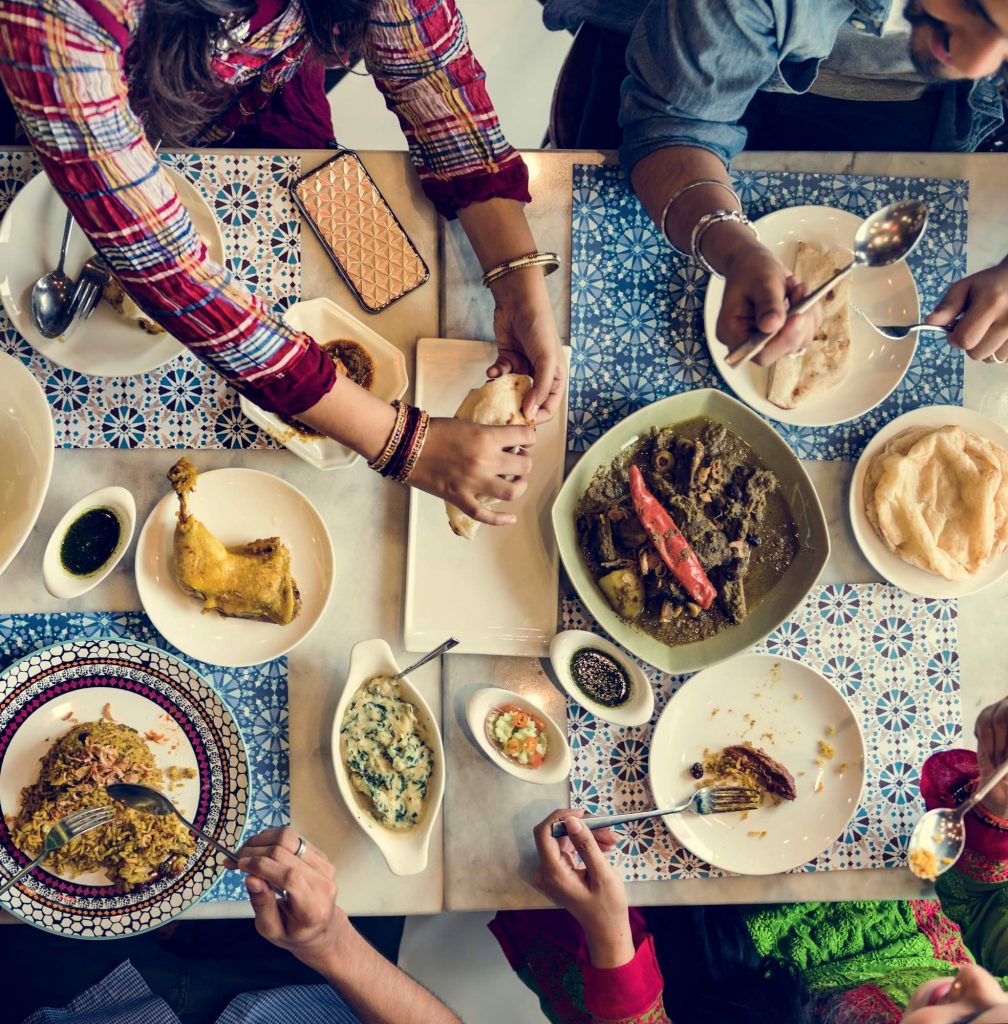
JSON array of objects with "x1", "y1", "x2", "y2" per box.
[
  {"x1": 582, "y1": 913, "x2": 636, "y2": 970},
  {"x1": 311, "y1": 913, "x2": 462, "y2": 1024},
  {"x1": 630, "y1": 145, "x2": 765, "y2": 275},
  {"x1": 296, "y1": 375, "x2": 397, "y2": 462}
]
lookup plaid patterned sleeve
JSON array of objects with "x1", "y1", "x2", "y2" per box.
[
  {"x1": 0, "y1": 0, "x2": 335, "y2": 417},
  {"x1": 364, "y1": 0, "x2": 531, "y2": 218}
]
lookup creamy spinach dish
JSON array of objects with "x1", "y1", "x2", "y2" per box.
[{"x1": 341, "y1": 676, "x2": 434, "y2": 831}]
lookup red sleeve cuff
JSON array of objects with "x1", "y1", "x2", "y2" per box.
[
  {"x1": 421, "y1": 157, "x2": 531, "y2": 219},
  {"x1": 921, "y1": 749, "x2": 1008, "y2": 869},
  {"x1": 238, "y1": 335, "x2": 337, "y2": 416},
  {"x1": 581, "y1": 934, "x2": 665, "y2": 1022}
]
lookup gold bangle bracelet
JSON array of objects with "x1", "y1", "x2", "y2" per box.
[
  {"x1": 481, "y1": 251, "x2": 560, "y2": 288},
  {"x1": 397, "y1": 409, "x2": 430, "y2": 484},
  {"x1": 369, "y1": 400, "x2": 408, "y2": 473}
]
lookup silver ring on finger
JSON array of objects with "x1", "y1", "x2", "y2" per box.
[
  {"x1": 280, "y1": 888, "x2": 288, "y2": 901},
  {"x1": 294, "y1": 836, "x2": 307, "y2": 859},
  {"x1": 993, "y1": 354, "x2": 1006, "y2": 365}
]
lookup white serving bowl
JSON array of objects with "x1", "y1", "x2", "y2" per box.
[
  {"x1": 330, "y1": 638, "x2": 444, "y2": 875},
  {"x1": 42, "y1": 486, "x2": 136, "y2": 599},
  {"x1": 548, "y1": 630, "x2": 654, "y2": 727},
  {"x1": 0, "y1": 354, "x2": 53, "y2": 577},
  {"x1": 241, "y1": 297, "x2": 408, "y2": 470},
  {"x1": 465, "y1": 686, "x2": 572, "y2": 786}
]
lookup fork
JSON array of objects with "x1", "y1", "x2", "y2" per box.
[
  {"x1": 0, "y1": 805, "x2": 115, "y2": 897},
  {"x1": 850, "y1": 303, "x2": 950, "y2": 341},
  {"x1": 67, "y1": 255, "x2": 111, "y2": 324},
  {"x1": 550, "y1": 786, "x2": 762, "y2": 837}
]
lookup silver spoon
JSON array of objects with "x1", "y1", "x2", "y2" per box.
[
  {"x1": 726, "y1": 199, "x2": 929, "y2": 367},
  {"x1": 850, "y1": 303, "x2": 951, "y2": 341},
  {"x1": 30, "y1": 208, "x2": 75, "y2": 338},
  {"x1": 390, "y1": 637, "x2": 459, "y2": 680},
  {"x1": 907, "y1": 758, "x2": 1008, "y2": 881}
]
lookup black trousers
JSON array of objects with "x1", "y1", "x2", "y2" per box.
[
  {"x1": 2, "y1": 916, "x2": 404, "y2": 1024},
  {"x1": 569, "y1": 26, "x2": 946, "y2": 154}
]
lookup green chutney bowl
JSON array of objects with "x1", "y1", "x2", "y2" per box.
[{"x1": 552, "y1": 389, "x2": 830, "y2": 675}]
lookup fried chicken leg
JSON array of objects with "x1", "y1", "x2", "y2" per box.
[{"x1": 167, "y1": 458, "x2": 301, "y2": 625}]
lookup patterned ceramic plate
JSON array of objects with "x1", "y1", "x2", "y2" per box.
[
  {"x1": 0, "y1": 169, "x2": 225, "y2": 378},
  {"x1": 649, "y1": 654, "x2": 866, "y2": 875},
  {"x1": 0, "y1": 639, "x2": 248, "y2": 938},
  {"x1": 704, "y1": 205, "x2": 920, "y2": 427},
  {"x1": 850, "y1": 405, "x2": 1008, "y2": 598}
]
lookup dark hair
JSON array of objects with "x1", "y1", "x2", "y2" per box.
[{"x1": 129, "y1": 0, "x2": 375, "y2": 146}]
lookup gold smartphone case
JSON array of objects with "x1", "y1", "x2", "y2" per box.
[{"x1": 291, "y1": 151, "x2": 429, "y2": 313}]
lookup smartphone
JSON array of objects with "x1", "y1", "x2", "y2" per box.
[{"x1": 291, "y1": 150, "x2": 429, "y2": 314}]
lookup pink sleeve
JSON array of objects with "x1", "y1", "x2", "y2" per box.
[{"x1": 581, "y1": 935, "x2": 672, "y2": 1024}]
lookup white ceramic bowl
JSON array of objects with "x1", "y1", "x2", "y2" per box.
[
  {"x1": 241, "y1": 297, "x2": 409, "y2": 470},
  {"x1": 465, "y1": 686, "x2": 572, "y2": 786},
  {"x1": 330, "y1": 638, "x2": 445, "y2": 875},
  {"x1": 43, "y1": 486, "x2": 136, "y2": 598},
  {"x1": 0, "y1": 354, "x2": 53, "y2": 577},
  {"x1": 548, "y1": 630, "x2": 654, "y2": 727}
]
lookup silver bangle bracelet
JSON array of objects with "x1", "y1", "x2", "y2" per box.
[
  {"x1": 659, "y1": 179, "x2": 741, "y2": 253},
  {"x1": 690, "y1": 209, "x2": 757, "y2": 277}
]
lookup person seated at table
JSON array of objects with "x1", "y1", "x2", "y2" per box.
[
  {"x1": 543, "y1": 0, "x2": 1008, "y2": 367},
  {"x1": 492, "y1": 696, "x2": 1008, "y2": 1023},
  {"x1": 20, "y1": 827, "x2": 463, "y2": 1024},
  {"x1": 0, "y1": 0, "x2": 564, "y2": 527}
]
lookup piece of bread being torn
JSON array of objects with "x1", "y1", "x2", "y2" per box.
[
  {"x1": 445, "y1": 374, "x2": 534, "y2": 539},
  {"x1": 767, "y1": 241, "x2": 851, "y2": 409}
]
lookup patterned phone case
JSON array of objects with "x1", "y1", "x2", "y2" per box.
[{"x1": 291, "y1": 151, "x2": 429, "y2": 313}]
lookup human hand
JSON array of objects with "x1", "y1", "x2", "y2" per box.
[
  {"x1": 408, "y1": 417, "x2": 535, "y2": 526},
  {"x1": 975, "y1": 699, "x2": 1008, "y2": 819},
  {"x1": 927, "y1": 263, "x2": 1008, "y2": 363},
  {"x1": 237, "y1": 828, "x2": 348, "y2": 973},
  {"x1": 488, "y1": 267, "x2": 566, "y2": 423},
  {"x1": 717, "y1": 240, "x2": 823, "y2": 366},
  {"x1": 532, "y1": 809, "x2": 633, "y2": 968}
]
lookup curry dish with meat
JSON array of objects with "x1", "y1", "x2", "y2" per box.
[{"x1": 575, "y1": 417, "x2": 798, "y2": 646}]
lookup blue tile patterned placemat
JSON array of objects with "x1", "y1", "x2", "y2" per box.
[
  {"x1": 569, "y1": 165, "x2": 967, "y2": 460},
  {"x1": 0, "y1": 611, "x2": 289, "y2": 902},
  {"x1": 0, "y1": 150, "x2": 300, "y2": 450},
  {"x1": 564, "y1": 584, "x2": 961, "y2": 879}
]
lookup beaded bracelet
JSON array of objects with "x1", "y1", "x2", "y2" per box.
[
  {"x1": 481, "y1": 251, "x2": 560, "y2": 288},
  {"x1": 368, "y1": 400, "x2": 409, "y2": 474}
]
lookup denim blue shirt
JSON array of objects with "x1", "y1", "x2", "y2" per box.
[{"x1": 543, "y1": 0, "x2": 1004, "y2": 169}]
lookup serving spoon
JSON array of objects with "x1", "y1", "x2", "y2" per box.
[
  {"x1": 726, "y1": 199, "x2": 929, "y2": 367},
  {"x1": 30, "y1": 209, "x2": 75, "y2": 338},
  {"x1": 389, "y1": 636, "x2": 459, "y2": 680},
  {"x1": 907, "y1": 758, "x2": 1008, "y2": 881}
]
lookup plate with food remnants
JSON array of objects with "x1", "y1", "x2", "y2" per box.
[
  {"x1": 0, "y1": 638, "x2": 247, "y2": 938},
  {"x1": 403, "y1": 337, "x2": 569, "y2": 656},
  {"x1": 239, "y1": 297, "x2": 409, "y2": 470},
  {"x1": 330, "y1": 638, "x2": 444, "y2": 876},
  {"x1": 0, "y1": 167, "x2": 225, "y2": 377},
  {"x1": 850, "y1": 405, "x2": 1008, "y2": 598},
  {"x1": 553, "y1": 388, "x2": 829, "y2": 674},
  {"x1": 648, "y1": 653, "x2": 865, "y2": 875},
  {"x1": 135, "y1": 458, "x2": 335, "y2": 667},
  {"x1": 704, "y1": 205, "x2": 919, "y2": 427}
]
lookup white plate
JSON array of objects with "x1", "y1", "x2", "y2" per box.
[
  {"x1": 240, "y1": 297, "x2": 409, "y2": 470},
  {"x1": 404, "y1": 338, "x2": 568, "y2": 656},
  {"x1": 705, "y1": 205, "x2": 919, "y2": 427},
  {"x1": 464, "y1": 686, "x2": 572, "y2": 785},
  {"x1": 0, "y1": 167, "x2": 226, "y2": 377},
  {"x1": 135, "y1": 467, "x2": 335, "y2": 667},
  {"x1": 0, "y1": 353, "x2": 53, "y2": 577},
  {"x1": 850, "y1": 405, "x2": 1008, "y2": 598},
  {"x1": 330, "y1": 639, "x2": 444, "y2": 875},
  {"x1": 648, "y1": 654, "x2": 865, "y2": 875},
  {"x1": 547, "y1": 630, "x2": 654, "y2": 728}
]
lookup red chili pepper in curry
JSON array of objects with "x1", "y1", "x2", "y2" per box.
[{"x1": 628, "y1": 464, "x2": 716, "y2": 610}]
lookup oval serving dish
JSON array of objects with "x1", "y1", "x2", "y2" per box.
[
  {"x1": 548, "y1": 630, "x2": 654, "y2": 728},
  {"x1": 465, "y1": 687, "x2": 572, "y2": 786},
  {"x1": 43, "y1": 486, "x2": 136, "y2": 599},
  {"x1": 330, "y1": 638, "x2": 445, "y2": 876}
]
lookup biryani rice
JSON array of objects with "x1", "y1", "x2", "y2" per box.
[{"x1": 10, "y1": 721, "x2": 195, "y2": 891}]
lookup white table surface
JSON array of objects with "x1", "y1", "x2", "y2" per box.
[{"x1": 440, "y1": 150, "x2": 1008, "y2": 911}]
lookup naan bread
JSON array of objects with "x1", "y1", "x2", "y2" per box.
[
  {"x1": 445, "y1": 374, "x2": 534, "y2": 539},
  {"x1": 863, "y1": 424, "x2": 1008, "y2": 580},
  {"x1": 767, "y1": 241, "x2": 852, "y2": 409}
]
